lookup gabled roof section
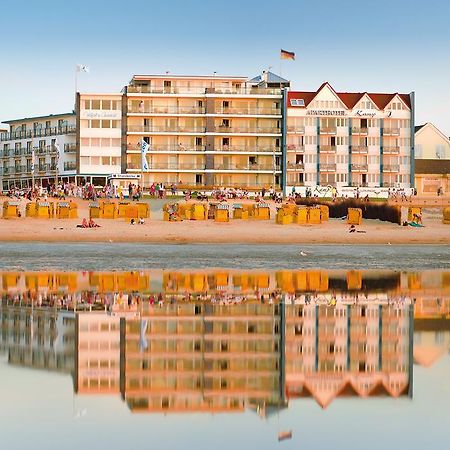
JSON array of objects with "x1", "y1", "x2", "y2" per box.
[
  {"x1": 384, "y1": 93, "x2": 411, "y2": 110},
  {"x1": 415, "y1": 122, "x2": 450, "y2": 142},
  {"x1": 313, "y1": 82, "x2": 348, "y2": 109},
  {"x1": 288, "y1": 82, "x2": 412, "y2": 110},
  {"x1": 248, "y1": 71, "x2": 289, "y2": 84}
]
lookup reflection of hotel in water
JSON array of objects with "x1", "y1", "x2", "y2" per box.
[{"x1": 1, "y1": 269, "x2": 449, "y2": 413}]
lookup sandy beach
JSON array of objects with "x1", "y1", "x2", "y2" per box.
[{"x1": 0, "y1": 196, "x2": 449, "y2": 245}]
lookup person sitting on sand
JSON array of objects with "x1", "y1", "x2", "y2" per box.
[
  {"x1": 88, "y1": 219, "x2": 100, "y2": 228},
  {"x1": 76, "y1": 218, "x2": 89, "y2": 228},
  {"x1": 130, "y1": 218, "x2": 136, "y2": 225},
  {"x1": 138, "y1": 218, "x2": 145, "y2": 225}
]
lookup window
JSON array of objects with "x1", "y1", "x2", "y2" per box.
[
  {"x1": 92, "y1": 100, "x2": 101, "y2": 110},
  {"x1": 290, "y1": 98, "x2": 305, "y2": 107}
]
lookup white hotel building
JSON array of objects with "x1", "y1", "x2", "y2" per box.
[
  {"x1": 285, "y1": 82, "x2": 415, "y2": 192},
  {"x1": 0, "y1": 113, "x2": 77, "y2": 191}
]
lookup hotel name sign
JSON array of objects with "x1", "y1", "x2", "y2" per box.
[
  {"x1": 81, "y1": 110, "x2": 122, "y2": 120},
  {"x1": 305, "y1": 109, "x2": 393, "y2": 118}
]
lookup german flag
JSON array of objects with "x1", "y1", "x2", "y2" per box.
[{"x1": 280, "y1": 49, "x2": 295, "y2": 60}]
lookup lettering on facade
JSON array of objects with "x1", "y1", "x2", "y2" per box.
[
  {"x1": 306, "y1": 110, "x2": 346, "y2": 116},
  {"x1": 82, "y1": 111, "x2": 121, "y2": 119}
]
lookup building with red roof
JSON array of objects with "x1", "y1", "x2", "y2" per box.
[{"x1": 285, "y1": 82, "x2": 414, "y2": 192}]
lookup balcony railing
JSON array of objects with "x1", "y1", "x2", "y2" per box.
[
  {"x1": 1, "y1": 167, "x2": 13, "y2": 175},
  {"x1": 128, "y1": 106, "x2": 206, "y2": 114},
  {"x1": 33, "y1": 145, "x2": 57, "y2": 155},
  {"x1": 319, "y1": 127, "x2": 337, "y2": 135},
  {"x1": 140, "y1": 163, "x2": 206, "y2": 170},
  {"x1": 320, "y1": 164, "x2": 337, "y2": 172},
  {"x1": 213, "y1": 126, "x2": 281, "y2": 134},
  {"x1": 1, "y1": 151, "x2": 11, "y2": 158},
  {"x1": 351, "y1": 164, "x2": 368, "y2": 172},
  {"x1": 287, "y1": 162, "x2": 304, "y2": 170},
  {"x1": 382, "y1": 128, "x2": 400, "y2": 136},
  {"x1": 216, "y1": 107, "x2": 281, "y2": 115},
  {"x1": 0, "y1": 125, "x2": 76, "y2": 142},
  {"x1": 287, "y1": 145, "x2": 304, "y2": 152},
  {"x1": 383, "y1": 146, "x2": 400, "y2": 154},
  {"x1": 320, "y1": 145, "x2": 337, "y2": 153},
  {"x1": 37, "y1": 164, "x2": 57, "y2": 172},
  {"x1": 13, "y1": 147, "x2": 27, "y2": 157},
  {"x1": 64, "y1": 162, "x2": 77, "y2": 171},
  {"x1": 352, "y1": 145, "x2": 368, "y2": 154},
  {"x1": 213, "y1": 164, "x2": 280, "y2": 171},
  {"x1": 383, "y1": 165, "x2": 400, "y2": 172},
  {"x1": 287, "y1": 126, "x2": 305, "y2": 134},
  {"x1": 128, "y1": 125, "x2": 206, "y2": 133},
  {"x1": 64, "y1": 144, "x2": 77, "y2": 153},
  {"x1": 351, "y1": 127, "x2": 368, "y2": 135},
  {"x1": 127, "y1": 85, "x2": 281, "y2": 95},
  {"x1": 215, "y1": 145, "x2": 280, "y2": 153},
  {"x1": 127, "y1": 144, "x2": 206, "y2": 152}
]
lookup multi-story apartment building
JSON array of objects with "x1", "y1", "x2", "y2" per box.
[
  {"x1": 123, "y1": 72, "x2": 288, "y2": 190},
  {"x1": 76, "y1": 93, "x2": 123, "y2": 186},
  {"x1": 286, "y1": 82, "x2": 415, "y2": 192},
  {"x1": 0, "y1": 113, "x2": 77, "y2": 191}
]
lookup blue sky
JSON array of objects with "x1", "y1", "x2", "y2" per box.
[{"x1": 0, "y1": 0, "x2": 449, "y2": 134}]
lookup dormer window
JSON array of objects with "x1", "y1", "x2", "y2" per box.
[{"x1": 290, "y1": 99, "x2": 305, "y2": 107}]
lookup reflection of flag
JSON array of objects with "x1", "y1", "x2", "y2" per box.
[
  {"x1": 31, "y1": 149, "x2": 35, "y2": 174},
  {"x1": 280, "y1": 49, "x2": 295, "y2": 60},
  {"x1": 76, "y1": 64, "x2": 89, "y2": 73},
  {"x1": 139, "y1": 319, "x2": 148, "y2": 352},
  {"x1": 141, "y1": 140, "x2": 149, "y2": 171}
]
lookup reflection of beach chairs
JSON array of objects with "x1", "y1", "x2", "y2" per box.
[{"x1": 443, "y1": 207, "x2": 450, "y2": 225}]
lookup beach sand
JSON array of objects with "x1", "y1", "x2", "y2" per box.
[{"x1": 0, "y1": 196, "x2": 449, "y2": 245}]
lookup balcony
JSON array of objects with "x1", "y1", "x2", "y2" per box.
[
  {"x1": 2, "y1": 167, "x2": 13, "y2": 176},
  {"x1": 213, "y1": 126, "x2": 281, "y2": 134},
  {"x1": 14, "y1": 166, "x2": 27, "y2": 174},
  {"x1": 352, "y1": 127, "x2": 368, "y2": 135},
  {"x1": 1, "y1": 151, "x2": 11, "y2": 158},
  {"x1": 37, "y1": 164, "x2": 57, "y2": 173},
  {"x1": 33, "y1": 145, "x2": 57, "y2": 155},
  {"x1": 13, "y1": 148, "x2": 27, "y2": 157},
  {"x1": 287, "y1": 126, "x2": 305, "y2": 134},
  {"x1": 383, "y1": 165, "x2": 400, "y2": 173},
  {"x1": 216, "y1": 107, "x2": 281, "y2": 115},
  {"x1": 64, "y1": 144, "x2": 77, "y2": 153},
  {"x1": 127, "y1": 85, "x2": 281, "y2": 95},
  {"x1": 131, "y1": 163, "x2": 206, "y2": 170},
  {"x1": 128, "y1": 106, "x2": 206, "y2": 114},
  {"x1": 382, "y1": 128, "x2": 400, "y2": 136},
  {"x1": 383, "y1": 146, "x2": 400, "y2": 154},
  {"x1": 287, "y1": 162, "x2": 304, "y2": 170},
  {"x1": 352, "y1": 145, "x2": 368, "y2": 154},
  {"x1": 320, "y1": 145, "x2": 336, "y2": 153},
  {"x1": 320, "y1": 164, "x2": 337, "y2": 172},
  {"x1": 319, "y1": 127, "x2": 337, "y2": 135},
  {"x1": 287, "y1": 144, "x2": 304, "y2": 153},
  {"x1": 351, "y1": 164, "x2": 368, "y2": 172},
  {"x1": 213, "y1": 164, "x2": 280, "y2": 171},
  {"x1": 127, "y1": 125, "x2": 206, "y2": 133},
  {"x1": 0, "y1": 126, "x2": 76, "y2": 142},
  {"x1": 215, "y1": 145, "x2": 280, "y2": 153},
  {"x1": 127, "y1": 144, "x2": 206, "y2": 152},
  {"x1": 64, "y1": 162, "x2": 77, "y2": 171}
]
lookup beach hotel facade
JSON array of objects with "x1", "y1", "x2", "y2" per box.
[
  {"x1": 286, "y1": 82, "x2": 415, "y2": 193},
  {"x1": 124, "y1": 72, "x2": 287, "y2": 190},
  {"x1": 0, "y1": 71, "x2": 416, "y2": 194},
  {"x1": 0, "y1": 113, "x2": 77, "y2": 191}
]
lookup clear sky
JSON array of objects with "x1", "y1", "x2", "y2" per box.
[{"x1": 0, "y1": 0, "x2": 449, "y2": 135}]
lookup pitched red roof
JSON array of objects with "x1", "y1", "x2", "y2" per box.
[{"x1": 288, "y1": 82, "x2": 411, "y2": 110}]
